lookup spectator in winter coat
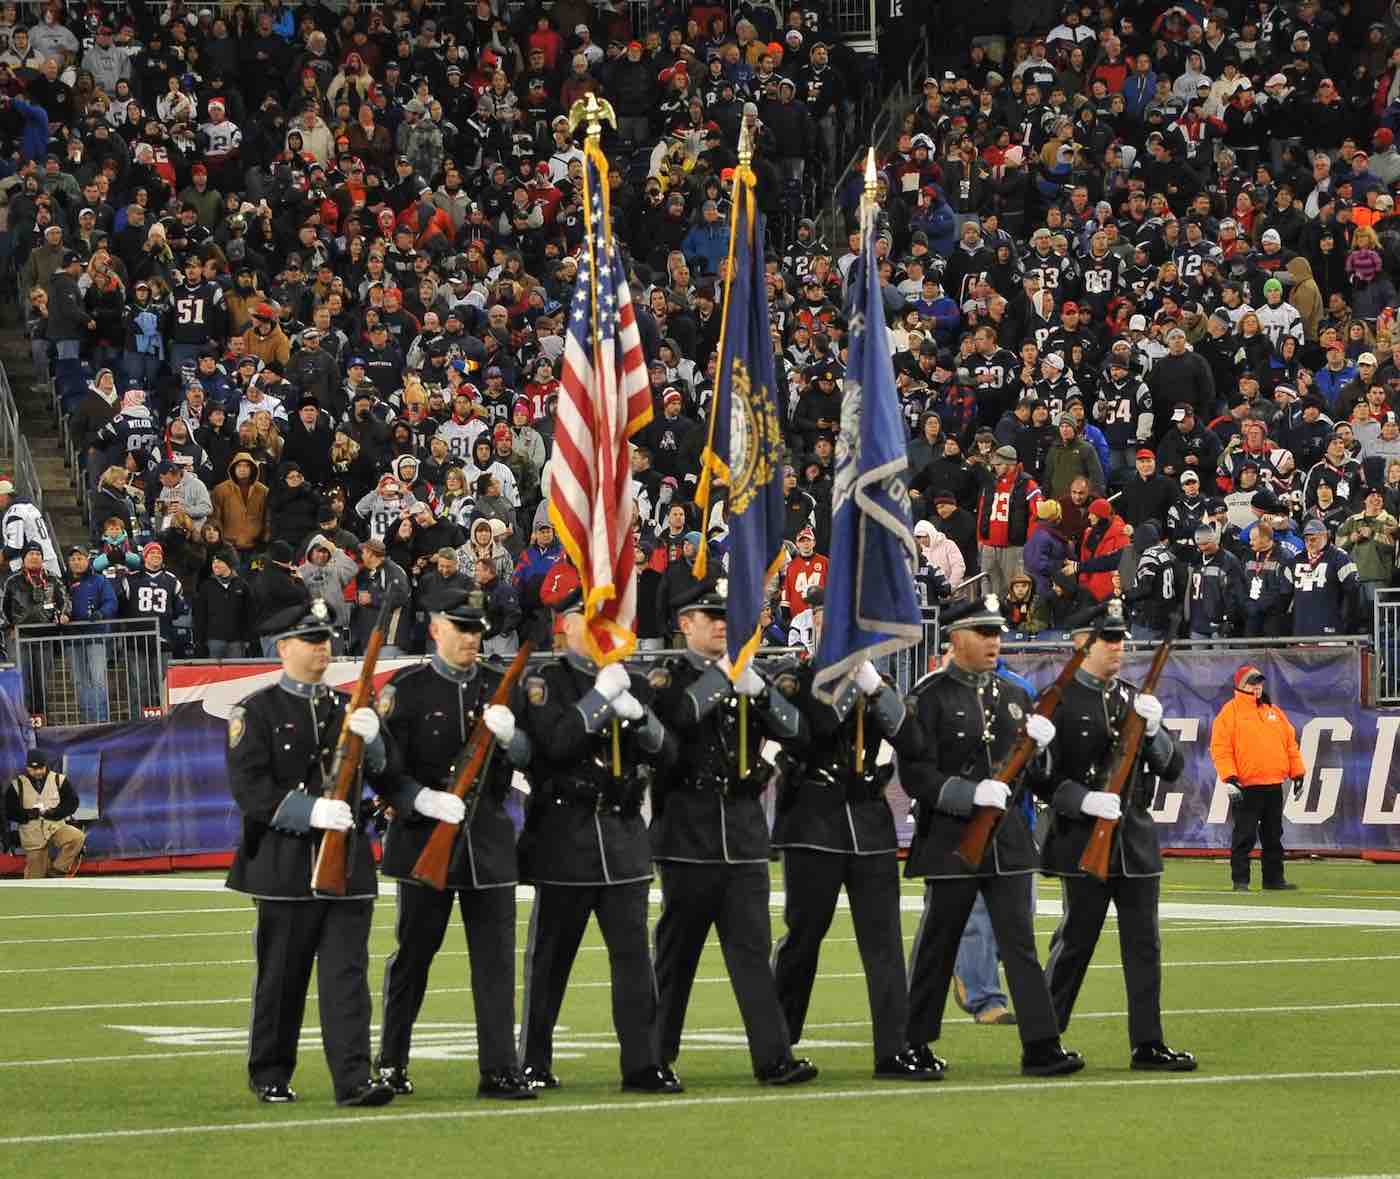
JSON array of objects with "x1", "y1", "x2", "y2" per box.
[
  {"x1": 976, "y1": 444, "x2": 1043, "y2": 597},
  {"x1": 512, "y1": 503, "x2": 565, "y2": 649},
  {"x1": 152, "y1": 461, "x2": 213, "y2": 530},
  {"x1": 1044, "y1": 414, "x2": 1106, "y2": 499},
  {"x1": 296, "y1": 534, "x2": 360, "y2": 633},
  {"x1": 267, "y1": 463, "x2": 324, "y2": 551},
  {"x1": 192, "y1": 547, "x2": 252, "y2": 658},
  {"x1": 913, "y1": 518, "x2": 965, "y2": 595},
  {"x1": 1344, "y1": 249, "x2": 1398, "y2": 321},
  {"x1": 351, "y1": 538, "x2": 411, "y2": 654},
  {"x1": 472, "y1": 555, "x2": 523, "y2": 658},
  {"x1": 1022, "y1": 499, "x2": 1074, "y2": 599},
  {"x1": 1072, "y1": 498, "x2": 1132, "y2": 601},
  {"x1": 209, "y1": 451, "x2": 270, "y2": 565},
  {"x1": 909, "y1": 185, "x2": 957, "y2": 256},
  {"x1": 1148, "y1": 328, "x2": 1217, "y2": 428},
  {"x1": 457, "y1": 518, "x2": 514, "y2": 586},
  {"x1": 248, "y1": 541, "x2": 311, "y2": 654}
]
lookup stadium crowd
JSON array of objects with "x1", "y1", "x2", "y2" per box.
[{"x1": 1, "y1": 0, "x2": 1398, "y2": 666}]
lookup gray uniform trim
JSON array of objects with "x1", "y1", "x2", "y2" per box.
[
  {"x1": 269, "y1": 790, "x2": 316, "y2": 833},
  {"x1": 574, "y1": 689, "x2": 613, "y2": 733},
  {"x1": 830, "y1": 679, "x2": 860, "y2": 722},
  {"x1": 634, "y1": 709, "x2": 664, "y2": 753},
  {"x1": 683, "y1": 662, "x2": 733, "y2": 724},
  {"x1": 868, "y1": 684, "x2": 904, "y2": 735},
  {"x1": 935, "y1": 775, "x2": 980, "y2": 817},
  {"x1": 763, "y1": 686, "x2": 801, "y2": 739}
]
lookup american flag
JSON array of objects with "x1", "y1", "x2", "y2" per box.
[{"x1": 547, "y1": 152, "x2": 653, "y2": 664}]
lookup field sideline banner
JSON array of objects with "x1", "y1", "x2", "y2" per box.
[{"x1": 3, "y1": 649, "x2": 1398, "y2": 860}]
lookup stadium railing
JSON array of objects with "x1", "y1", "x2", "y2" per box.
[
  {"x1": 818, "y1": 34, "x2": 926, "y2": 243},
  {"x1": 1375, "y1": 588, "x2": 1400, "y2": 705},
  {"x1": 12, "y1": 617, "x2": 165, "y2": 727}
]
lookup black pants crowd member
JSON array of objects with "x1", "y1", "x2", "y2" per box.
[{"x1": 1231, "y1": 784, "x2": 1286, "y2": 889}]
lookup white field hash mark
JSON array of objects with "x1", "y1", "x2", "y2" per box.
[{"x1": 1, "y1": 1069, "x2": 1398, "y2": 1147}]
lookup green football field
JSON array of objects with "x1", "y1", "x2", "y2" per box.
[{"x1": 2, "y1": 859, "x2": 1397, "y2": 1179}]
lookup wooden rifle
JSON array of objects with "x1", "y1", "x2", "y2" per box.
[
  {"x1": 955, "y1": 641, "x2": 1088, "y2": 870},
  {"x1": 411, "y1": 640, "x2": 535, "y2": 891},
  {"x1": 311, "y1": 594, "x2": 396, "y2": 897},
  {"x1": 1078, "y1": 626, "x2": 1175, "y2": 882}
]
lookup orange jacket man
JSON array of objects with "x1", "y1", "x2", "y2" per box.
[{"x1": 1209, "y1": 664, "x2": 1306, "y2": 892}]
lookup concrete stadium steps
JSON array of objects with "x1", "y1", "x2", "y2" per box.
[{"x1": 0, "y1": 309, "x2": 86, "y2": 553}]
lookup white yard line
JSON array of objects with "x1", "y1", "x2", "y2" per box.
[
  {"x1": 2, "y1": 1000, "x2": 1398, "y2": 1070},
  {"x1": 6, "y1": 965, "x2": 1399, "y2": 1017},
  {"x1": 1, "y1": 1067, "x2": 1396, "y2": 1146},
  {"x1": 7, "y1": 880, "x2": 1400, "y2": 927}
]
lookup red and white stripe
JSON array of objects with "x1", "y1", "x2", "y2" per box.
[{"x1": 549, "y1": 264, "x2": 652, "y2": 663}]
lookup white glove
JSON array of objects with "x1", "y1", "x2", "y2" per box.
[
  {"x1": 1080, "y1": 792, "x2": 1122, "y2": 822},
  {"x1": 1133, "y1": 693, "x2": 1163, "y2": 736},
  {"x1": 972, "y1": 778, "x2": 1011, "y2": 810},
  {"x1": 611, "y1": 691, "x2": 645, "y2": 721},
  {"x1": 594, "y1": 662, "x2": 630, "y2": 701},
  {"x1": 1025, "y1": 714, "x2": 1056, "y2": 750},
  {"x1": 309, "y1": 798, "x2": 354, "y2": 831},
  {"x1": 854, "y1": 660, "x2": 882, "y2": 696},
  {"x1": 483, "y1": 704, "x2": 516, "y2": 743},
  {"x1": 348, "y1": 706, "x2": 380, "y2": 743},
  {"x1": 413, "y1": 788, "x2": 466, "y2": 824},
  {"x1": 735, "y1": 665, "x2": 766, "y2": 697}
]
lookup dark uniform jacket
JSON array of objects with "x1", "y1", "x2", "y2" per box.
[
  {"x1": 649, "y1": 652, "x2": 804, "y2": 864},
  {"x1": 897, "y1": 664, "x2": 1048, "y2": 879},
  {"x1": 377, "y1": 656, "x2": 531, "y2": 890},
  {"x1": 1041, "y1": 669, "x2": 1183, "y2": 879},
  {"x1": 226, "y1": 675, "x2": 387, "y2": 900},
  {"x1": 516, "y1": 653, "x2": 671, "y2": 886},
  {"x1": 772, "y1": 668, "x2": 913, "y2": 855}
]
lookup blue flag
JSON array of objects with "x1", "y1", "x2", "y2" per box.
[
  {"x1": 693, "y1": 167, "x2": 786, "y2": 675},
  {"x1": 812, "y1": 193, "x2": 921, "y2": 701}
]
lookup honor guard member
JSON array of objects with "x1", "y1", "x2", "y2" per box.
[
  {"x1": 771, "y1": 599, "x2": 934, "y2": 1080},
  {"x1": 516, "y1": 565, "x2": 681, "y2": 1094},
  {"x1": 225, "y1": 599, "x2": 395, "y2": 1107},
  {"x1": 897, "y1": 595, "x2": 1084, "y2": 1078},
  {"x1": 374, "y1": 590, "x2": 536, "y2": 1100},
  {"x1": 1042, "y1": 599, "x2": 1197, "y2": 1072},
  {"x1": 650, "y1": 578, "x2": 818, "y2": 1086}
]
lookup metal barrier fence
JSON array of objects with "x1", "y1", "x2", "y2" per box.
[
  {"x1": 1375, "y1": 588, "x2": 1400, "y2": 705},
  {"x1": 0, "y1": 355, "x2": 42, "y2": 511},
  {"x1": 819, "y1": 34, "x2": 926, "y2": 242},
  {"x1": 13, "y1": 618, "x2": 164, "y2": 727}
]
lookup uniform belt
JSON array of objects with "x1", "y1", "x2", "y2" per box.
[
  {"x1": 548, "y1": 780, "x2": 640, "y2": 815},
  {"x1": 799, "y1": 764, "x2": 892, "y2": 803},
  {"x1": 683, "y1": 770, "x2": 766, "y2": 799}
]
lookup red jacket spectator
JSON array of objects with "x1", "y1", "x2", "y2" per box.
[{"x1": 1077, "y1": 499, "x2": 1131, "y2": 601}]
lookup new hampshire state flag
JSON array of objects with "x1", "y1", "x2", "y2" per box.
[
  {"x1": 692, "y1": 158, "x2": 786, "y2": 676},
  {"x1": 812, "y1": 189, "x2": 921, "y2": 702}
]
